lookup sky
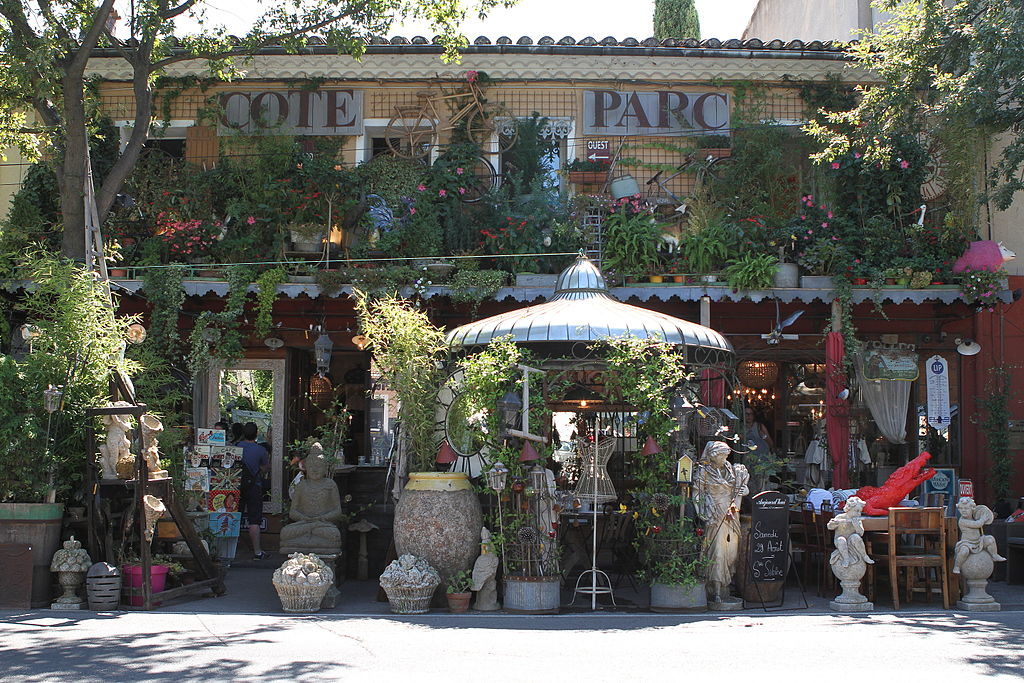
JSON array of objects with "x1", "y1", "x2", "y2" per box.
[{"x1": 170, "y1": 0, "x2": 759, "y2": 42}]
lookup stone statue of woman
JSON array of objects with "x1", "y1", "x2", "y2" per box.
[{"x1": 694, "y1": 440, "x2": 749, "y2": 610}]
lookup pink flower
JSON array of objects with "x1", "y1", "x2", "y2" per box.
[
  {"x1": 410, "y1": 207, "x2": 416, "y2": 215},
  {"x1": 466, "y1": 70, "x2": 478, "y2": 83},
  {"x1": 800, "y1": 215, "x2": 806, "y2": 220},
  {"x1": 458, "y1": 187, "x2": 466, "y2": 195},
  {"x1": 438, "y1": 189, "x2": 447, "y2": 197},
  {"x1": 456, "y1": 167, "x2": 464, "y2": 175},
  {"x1": 827, "y1": 211, "x2": 833, "y2": 219},
  {"x1": 417, "y1": 184, "x2": 426, "y2": 192},
  {"x1": 854, "y1": 152, "x2": 861, "y2": 159},
  {"x1": 807, "y1": 229, "x2": 814, "y2": 235},
  {"x1": 831, "y1": 162, "x2": 840, "y2": 170},
  {"x1": 832, "y1": 235, "x2": 839, "y2": 241},
  {"x1": 899, "y1": 159, "x2": 910, "y2": 169},
  {"x1": 821, "y1": 222, "x2": 828, "y2": 228},
  {"x1": 246, "y1": 216, "x2": 256, "y2": 225}
]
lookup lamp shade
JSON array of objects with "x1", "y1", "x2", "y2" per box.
[
  {"x1": 641, "y1": 435, "x2": 662, "y2": 456},
  {"x1": 737, "y1": 360, "x2": 779, "y2": 389},
  {"x1": 563, "y1": 384, "x2": 604, "y2": 408},
  {"x1": 519, "y1": 441, "x2": 540, "y2": 462},
  {"x1": 436, "y1": 440, "x2": 458, "y2": 464}
]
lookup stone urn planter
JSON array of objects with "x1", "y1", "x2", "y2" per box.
[
  {"x1": 393, "y1": 472, "x2": 482, "y2": 600},
  {"x1": 649, "y1": 581, "x2": 707, "y2": 613},
  {"x1": 272, "y1": 553, "x2": 334, "y2": 613}
]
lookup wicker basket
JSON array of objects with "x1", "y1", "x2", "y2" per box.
[
  {"x1": 381, "y1": 583, "x2": 437, "y2": 614},
  {"x1": 272, "y1": 580, "x2": 331, "y2": 613}
]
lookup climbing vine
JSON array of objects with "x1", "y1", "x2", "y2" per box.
[{"x1": 979, "y1": 365, "x2": 1012, "y2": 503}]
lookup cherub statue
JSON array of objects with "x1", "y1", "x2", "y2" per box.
[
  {"x1": 98, "y1": 402, "x2": 133, "y2": 480},
  {"x1": 828, "y1": 496, "x2": 875, "y2": 570},
  {"x1": 953, "y1": 497, "x2": 1005, "y2": 573},
  {"x1": 471, "y1": 527, "x2": 500, "y2": 611},
  {"x1": 826, "y1": 495, "x2": 874, "y2": 609}
]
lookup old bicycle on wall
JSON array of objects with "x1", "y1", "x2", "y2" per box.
[{"x1": 384, "y1": 78, "x2": 519, "y2": 159}]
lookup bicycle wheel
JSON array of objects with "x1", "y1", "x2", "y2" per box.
[
  {"x1": 464, "y1": 110, "x2": 496, "y2": 151},
  {"x1": 459, "y1": 156, "x2": 498, "y2": 204},
  {"x1": 385, "y1": 106, "x2": 435, "y2": 158}
]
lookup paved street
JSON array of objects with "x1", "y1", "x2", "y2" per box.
[{"x1": 2, "y1": 580, "x2": 1023, "y2": 682}]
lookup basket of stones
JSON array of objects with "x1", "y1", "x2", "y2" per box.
[
  {"x1": 379, "y1": 554, "x2": 441, "y2": 614},
  {"x1": 272, "y1": 553, "x2": 334, "y2": 613}
]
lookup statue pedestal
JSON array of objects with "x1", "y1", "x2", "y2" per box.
[
  {"x1": 709, "y1": 596, "x2": 742, "y2": 611},
  {"x1": 956, "y1": 549, "x2": 1001, "y2": 611}
]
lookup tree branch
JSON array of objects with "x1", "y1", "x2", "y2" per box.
[
  {"x1": 150, "y1": 5, "x2": 370, "y2": 70},
  {"x1": 159, "y1": 0, "x2": 202, "y2": 21},
  {"x1": 67, "y1": 0, "x2": 118, "y2": 76},
  {"x1": 34, "y1": 0, "x2": 72, "y2": 44}
]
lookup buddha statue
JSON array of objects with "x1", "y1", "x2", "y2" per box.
[{"x1": 279, "y1": 443, "x2": 345, "y2": 556}]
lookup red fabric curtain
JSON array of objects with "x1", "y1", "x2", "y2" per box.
[
  {"x1": 825, "y1": 331, "x2": 850, "y2": 489},
  {"x1": 701, "y1": 368, "x2": 725, "y2": 407}
]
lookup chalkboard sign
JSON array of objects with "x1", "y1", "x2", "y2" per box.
[{"x1": 749, "y1": 491, "x2": 789, "y2": 583}]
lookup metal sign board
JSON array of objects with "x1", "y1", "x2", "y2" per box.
[
  {"x1": 925, "y1": 355, "x2": 951, "y2": 429},
  {"x1": 582, "y1": 90, "x2": 730, "y2": 136},
  {"x1": 585, "y1": 139, "x2": 611, "y2": 161},
  {"x1": 862, "y1": 348, "x2": 919, "y2": 381},
  {"x1": 922, "y1": 468, "x2": 957, "y2": 515}
]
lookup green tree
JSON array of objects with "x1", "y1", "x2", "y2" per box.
[
  {"x1": 0, "y1": 0, "x2": 516, "y2": 260},
  {"x1": 653, "y1": 0, "x2": 700, "y2": 40},
  {"x1": 806, "y1": 0, "x2": 1024, "y2": 210}
]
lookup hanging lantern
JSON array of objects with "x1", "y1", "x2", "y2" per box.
[
  {"x1": 496, "y1": 390, "x2": 523, "y2": 433},
  {"x1": 736, "y1": 360, "x2": 779, "y2": 389},
  {"x1": 308, "y1": 374, "x2": 333, "y2": 408},
  {"x1": 314, "y1": 332, "x2": 334, "y2": 376}
]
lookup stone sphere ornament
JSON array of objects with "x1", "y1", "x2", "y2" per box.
[{"x1": 50, "y1": 536, "x2": 92, "y2": 610}]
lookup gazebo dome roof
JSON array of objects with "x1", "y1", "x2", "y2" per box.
[{"x1": 445, "y1": 255, "x2": 733, "y2": 360}]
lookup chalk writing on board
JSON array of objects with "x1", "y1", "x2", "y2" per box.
[{"x1": 749, "y1": 491, "x2": 789, "y2": 583}]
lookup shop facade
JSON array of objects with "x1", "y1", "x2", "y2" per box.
[{"x1": 69, "y1": 35, "x2": 1022, "y2": 573}]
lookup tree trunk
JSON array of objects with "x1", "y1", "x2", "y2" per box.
[{"x1": 59, "y1": 72, "x2": 89, "y2": 262}]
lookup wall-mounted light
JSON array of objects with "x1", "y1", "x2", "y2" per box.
[{"x1": 955, "y1": 338, "x2": 981, "y2": 356}]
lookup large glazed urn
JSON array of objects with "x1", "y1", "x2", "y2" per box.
[{"x1": 393, "y1": 473, "x2": 482, "y2": 590}]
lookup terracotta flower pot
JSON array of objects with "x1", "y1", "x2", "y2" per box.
[{"x1": 446, "y1": 591, "x2": 472, "y2": 613}]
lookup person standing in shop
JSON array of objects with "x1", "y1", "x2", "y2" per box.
[{"x1": 239, "y1": 422, "x2": 270, "y2": 560}]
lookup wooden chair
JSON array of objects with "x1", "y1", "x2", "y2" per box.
[
  {"x1": 879, "y1": 507, "x2": 950, "y2": 610},
  {"x1": 793, "y1": 502, "x2": 830, "y2": 595}
]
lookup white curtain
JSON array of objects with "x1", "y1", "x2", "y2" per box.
[{"x1": 854, "y1": 354, "x2": 910, "y2": 444}]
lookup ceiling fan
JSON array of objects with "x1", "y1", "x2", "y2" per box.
[{"x1": 761, "y1": 301, "x2": 804, "y2": 345}]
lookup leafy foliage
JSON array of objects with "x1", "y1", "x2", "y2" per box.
[
  {"x1": 354, "y1": 292, "x2": 448, "y2": 472},
  {"x1": 0, "y1": 254, "x2": 136, "y2": 502},
  {"x1": 653, "y1": 0, "x2": 700, "y2": 40}
]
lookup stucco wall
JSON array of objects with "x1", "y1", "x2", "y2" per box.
[
  {"x1": 742, "y1": 0, "x2": 877, "y2": 42},
  {"x1": 0, "y1": 145, "x2": 29, "y2": 222}
]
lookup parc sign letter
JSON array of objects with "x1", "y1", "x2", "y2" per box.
[
  {"x1": 582, "y1": 90, "x2": 729, "y2": 136},
  {"x1": 217, "y1": 90, "x2": 364, "y2": 135}
]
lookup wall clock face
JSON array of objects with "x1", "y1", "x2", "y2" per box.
[
  {"x1": 919, "y1": 134, "x2": 947, "y2": 202},
  {"x1": 436, "y1": 369, "x2": 487, "y2": 459}
]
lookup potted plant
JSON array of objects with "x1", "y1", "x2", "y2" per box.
[
  {"x1": 564, "y1": 157, "x2": 611, "y2": 185},
  {"x1": 724, "y1": 252, "x2": 779, "y2": 292},
  {"x1": 355, "y1": 294, "x2": 482, "y2": 595},
  {"x1": 289, "y1": 222, "x2": 325, "y2": 253},
  {"x1": 602, "y1": 201, "x2": 662, "y2": 282},
  {"x1": 643, "y1": 520, "x2": 710, "y2": 613},
  {"x1": 797, "y1": 240, "x2": 849, "y2": 289},
  {"x1": 0, "y1": 255, "x2": 134, "y2": 607},
  {"x1": 445, "y1": 568, "x2": 473, "y2": 613},
  {"x1": 681, "y1": 223, "x2": 734, "y2": 282}
]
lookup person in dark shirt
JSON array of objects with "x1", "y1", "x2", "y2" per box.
[{"x1": 238, "y1": 422, "x2": 270, "y2": 559}]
